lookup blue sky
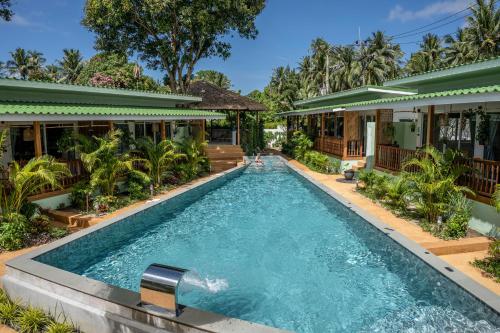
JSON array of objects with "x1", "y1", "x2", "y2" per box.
[{"x1": 0, "y1": 0, "x2": 472, "y2": 94}]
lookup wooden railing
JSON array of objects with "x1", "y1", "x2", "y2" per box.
[
  {"x1": 1, "y1": 159, "x2": 87, "y2": 195},
  {"x1": 459, "y1": 159, "x2": 500, "y2": 198},
  {"x1": 346, "y1": 140, "x2": 363, "y2": 158},
  {"x1": 314, "y1": 136, "x2": 344, "y2": 157},
  {"x1": 375, "y1": 145, "x2": 420, "y2": 172}
]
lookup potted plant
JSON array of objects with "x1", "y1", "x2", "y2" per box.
[{"x1": 344, "y1": 168, "x2": 355, "y2": 181}]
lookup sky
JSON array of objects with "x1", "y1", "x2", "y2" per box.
[{"x1": 0, "y1": 0, "x2": 473, "y2": 94}]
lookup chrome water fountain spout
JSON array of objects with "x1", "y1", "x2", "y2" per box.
[{"x1": 140, "y1": 263, "x2": 188, "y2": 316}]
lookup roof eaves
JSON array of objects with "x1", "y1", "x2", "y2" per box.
[{"x1": 0, "y1": 78, "x2": 202, "y2": 102}]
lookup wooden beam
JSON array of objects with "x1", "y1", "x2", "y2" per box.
[
  {"x1": 33, "y1": 121, "x2": 43, "y2": 157},
  {"x1": 160, "y1": 120, "x2": 166, "y2": 140},
  {"x1": 426, "y1": 105, "x2": 435, "y2": 147},
  {"x1": 236, "y1": 111, "x2": 240, "y2": 146}
]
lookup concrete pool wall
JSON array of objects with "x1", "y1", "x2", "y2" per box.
[{"x1": 3, "y1": 156, "x2": 500, "y2": 332}]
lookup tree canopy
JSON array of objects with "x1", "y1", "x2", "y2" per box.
[
  {"x1": 194, "y1": 70, "x2": 231, "y2": 89},
  {"x1": 0, "y1": 0, "x2": 12, "y2": 21},
  {"x1": 82, "y1": 0, "x2": 265, "y2": 93}
]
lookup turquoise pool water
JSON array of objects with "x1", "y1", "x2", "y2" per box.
[{"x1": 37, "y1": 157, "x2": 500, "y2": 332}]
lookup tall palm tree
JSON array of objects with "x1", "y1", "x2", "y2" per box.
[
  {"x1": 135, "y1": 138, "x2": 185, "y2": 187},
  {"x1": 444, "y1": 28, "x2": 479, "y2": 65},
  {"x1": 6, "y1": 48, "x2": 30, "y2": 79},
  {"x1": 357, "y1": 45, "x2": 387, "y2": 86},
  {"x1": 45, "y1": 65, "x2": 61, "y2": 82},
  {"x1": 466, "y1": 0, "x2": 500, "y2": 58},
  {"x1": 269, "y1": 66, "x2": 299, "y2": 110},
  {"x1": 406, "y1": 34, "x2": 444, "y2": 74},
  {"x1": 366, "y1": 31, "x2": 403, "y2": 79},
  {"x1": 26, "y1": 50, "x2": 46, "y2": 80},
  {"x1": 331, "y1": 46, "x2": 358, "y2": 91},
  {"x1": 58, "y1": 49, "x2": 84, "y2": 84},
  {"x1": 297, "y1": 56, "x2": 317, "y2": 99}
]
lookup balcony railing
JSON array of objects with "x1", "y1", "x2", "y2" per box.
[
  {"x1": 459, "y1": 158, "x2": 500, "y2": 198},
  {"x1": 375, "y1": 145, "x2": 420, "y2": 172},
  {"x1": 314, "y1": 136, "x2": 343, "y2": 157}
]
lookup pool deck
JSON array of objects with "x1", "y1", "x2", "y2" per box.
[{"x1": 286, "y1": 158, "x2": 500, "y2": 296}]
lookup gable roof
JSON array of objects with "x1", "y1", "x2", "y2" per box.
[{"x1": 187, "y1": 80, "x2": 266, "y2": 111}]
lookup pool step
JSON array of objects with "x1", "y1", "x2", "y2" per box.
[{"x1": 205, "y1": 145, "x2": 244, "y2": 173}]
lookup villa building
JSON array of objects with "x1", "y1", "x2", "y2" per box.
[
  {"x1": 281, "y1": 57, "x2": 500, "y2": 236},
  {"x1": 0, "y1": 78, "x2": 225, "y2": 203}
]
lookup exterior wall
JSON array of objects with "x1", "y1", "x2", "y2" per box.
[{"x1": 470, "y1": 201, "x2": 500, "y2": 237}]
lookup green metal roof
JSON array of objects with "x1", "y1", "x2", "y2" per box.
[
  {"x1": 0, "y1": 102, "x2": 224, "y2": 118},
  {"x1": 0, "y1": 78, "x2": 201, "y2": 102},
  {"x1": 293, "y1": 85, "x2": 417, "y2": 107},
  {"x1": 383, "y1": 57, "x2": 500, "y2": 87},
  {"x1": 279, "y1": 85, "x2": 500, "y2": 116}
]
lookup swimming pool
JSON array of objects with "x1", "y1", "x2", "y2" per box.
[{"x1": 35, "y1": 156, "x2": 499, "y2": 332}]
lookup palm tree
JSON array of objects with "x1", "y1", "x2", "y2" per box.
[
  {"x1": 0, "y1": 61, "x2": 6, "y2": 78},
  {"x1": 26, "y1": 50, "x2": 46, "y2": 80},
  {"x1": 79, "y1": 130, "x2": 145, "y2": 196},
  {"x1": 444, "y1": 28, "x2": 479, "y2": 65},
  {"x1": 178, "y1": 138, "x2": 208, "y2": 181},
  {"x1": 466, "y1": 0, "x2": 500, "y2": 58},
  {"x1": 135, "y1": 137, "x2": 185, "y2": 187},
  {"x1": 193, "y1": 70, "x2": 231, "y2": 89},
  {"x1": 269, "y1": 66, "x2": 299, "y2": 110},
  {"x1": 331, "y1": 46, "x2": 358, "y2": 91},
  {"x1": 6, "y1": 48, "x2": 30, "y2": 79},
  {"x1": 297, "y1": 56, "x2": 317, "y2": 99},
  {"x1": 0, "y1": 156, "x2": 70, "y2": 213},
  {"x1": 406, "y1": 34, "x2": 444, "y2": 74},
  {"x1": 45, "y1": 65, "x2": 61, "y2": 82},
  {"x1": 402, "y1": 147, "x2": 473, "y2": 223},
  {"x1": 366, "y1": 31, "x2": 403, "y2": 79},
  {"x1": 357, "y1": 45, "x2": 387, "y2": 86},
  {"x1": 58, "y1": 49, "x2": 84, "y2": 84}
]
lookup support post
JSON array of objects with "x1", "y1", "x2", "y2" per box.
[
  {"x1": 160, "y1": 120, "x2": 166, "y2": 140},
  {"x1": 202, "y1": 120, "x2": 206, "y2": 141},
  {"x1": 108, "y1": 121, "x2": 114, "y2": 131},
  {"x1": 342, "y1": 112, "x2": 348, "y2": 159},
  {"x1": 236, "y1": 111, "x2": 240, "y2": 146},
  {"x1": 33, "y1": 121, "x2": 43, "y2": 157},
  {"x1": 426, "y1": 105, "x2": 435, "y2": 147},
  {"x1": 375, "y1": 110, "x2": 380, "y2": 167},
  {"x1": 321, "y1": 113, "x2": 325, "y2": 151}
]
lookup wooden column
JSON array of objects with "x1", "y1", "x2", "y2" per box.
[
  {"x1": 236, "y1": 111, "x2": 240, "y2": 146},
  {"x1": 321, "y1": 113, "x2": 325, "y2": 151},
  {"x1": 426, "y1": 105, "x2": 435, "y2": 147},
  {"x1": 342, "y1": 112, "x2": 348, "y2": 159},
  {"x1": 202, "y1": 120, "x2": 206, "y2": 141},
  {"x1": 108, "y1": 121, "x2": 114, "y2": 131},
  {"x1": 33, "y1": 121, "x2": 43, "y2": 157},
  {"x1": 374, "y1": 110, "x2": 381, "y2": 166},
  {"x1": 160, "y1": 120, "x2": 166, "y2": 140}
]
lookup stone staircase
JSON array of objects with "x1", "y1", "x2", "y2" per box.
[{"x1": 204, "y1": 145, "x2": 244, "y2": 173}]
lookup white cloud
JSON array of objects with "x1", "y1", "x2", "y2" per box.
[
  {"x1": 0, "y1": 13, "x2": 53, "y2": 31},
  {"x1": 388, "y1": 0, "x2": 471, "y2": 22}
]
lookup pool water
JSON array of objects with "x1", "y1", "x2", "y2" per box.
[{"x1": 37, "y1": 157, "x2": 500, "y2": 332}]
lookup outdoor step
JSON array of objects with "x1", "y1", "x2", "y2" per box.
[
  {"x1": 44, "y1": 209, "x2": 92, "y2": 228},
  {"x1": 421, "y1": 237, "x2": 492, "y2": 256},
  {"x1": 209, "y1": 160, "x2": 237, "y2": 173}
]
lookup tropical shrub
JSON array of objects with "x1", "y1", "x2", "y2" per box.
[
  {"x1": 45, "y1": 321, "x2": 75, "y2": 333},
  {"x1": 0, "y1": 300, "x2": 20, "y2": 327},
  {"x1": 473, "y1": 239, "x2": 500, "y2": 282},
  {"x1": 17, "y1": 306, "x2": 50, "y2": 333},
  {"x1": 79, "y1": 129, "x2": 146, "y2": 196},
  {"x1": 422, "y1": 193, "x2": 472, "y2": 239},
  {"x1": 0, "y1": 213, "x2": 29, "y2": 250},
  {"x1": 384, "y1": 177, "x2": 410, "y2": 211},
  {"x1": 126, "y1": 170, "x2": 151, "y2": 200},
  {"x1": 0, "y1": 156, "x2": 70, "y2": 214},
  {"x1": 178, "y1": 138, "x2": 208, "y2": 181},
  {"x1": 290, "y1": 131, "x2": 313, "y2": 160},
  {"x1": 357, "y1": 170, "x2": 390, "y2": 200},
  {"x1": 134, "y1": 138, "x2": 183, "y2": 187},
  {"x1": 402, "y1": 147, "x2": 473, "y2": 224},
  {"x1": 69, "y1": 181, "x2": 93, "y2": 212},
  {"x1": 493, "y1": 185, "x2": 500, "y2": 212},
  {"x1": 302, "y1": 150, "x2": 340, "y2": 174}
]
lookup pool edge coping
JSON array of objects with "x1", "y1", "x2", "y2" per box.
[{"x1": 3, "y1": 155, "x2": 500, "y2": 332}]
